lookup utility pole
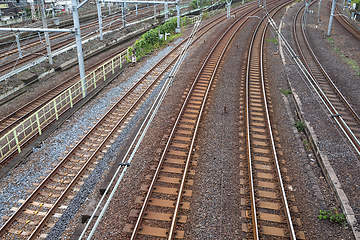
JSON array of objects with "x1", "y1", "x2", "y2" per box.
[
  {"x1": 165, "y1": 0, "x2": 168, "y2": 18},
  {"x1": 15, "y1": 33, "x2": 22, "y2": 58},
  {"x1": 40, "y1": 0, "x2": 53, "y2": 65},
  {"x1": 226, "y1": 0, "x2": 232, "y2": 17},
  {"x1": 71, "y1": 0, "x2": 86, "y2": 97},
  {"x1": 97, "y1": 0, "x2": 103, "y2": 40},
  {"x1": 327, "y1": 0, "x2": 337, "y2": 36},
  {"x1": 30, "y1": 0, "x2": 36, "y2": 21},
  {"x1": 122, "y1": 2, "x2": 126, "y2": 28},
  {"x1": 317, "y1": 0, "x2": 322, "y2": 18},
  {"x1": 176, "y1": 0, "x2": 180, "y2": 32}
]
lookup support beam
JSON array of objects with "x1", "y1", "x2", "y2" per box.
[
  {"x1": 165, "y1": 0, "x2": 168, "y2": 18},
  {"x1": 0, "y1": 27, "x2": 74, "y2": 33},
  {"x1": 15, "y1": 34, "x2": 22, "y2": 59},
  {"x1": 72, "y1": 0, "x2": 86, "y2": 97},
  {"x1": 97, "y1": 0, "x2": 103, "y2": 40},
  {"x1": 327, "y1": 0, "x2": 337, "y2": 36},
  {"x1": 40, "y1": 0, "x2": 53, "y2": 65},
  {"x1": 176, "y1": 0, "x2": 180, "y2": 32},
  {"x1": 100, "y1": 0, "x2": 177, "y2": 5}
]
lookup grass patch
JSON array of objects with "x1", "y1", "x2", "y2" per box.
[
  {"x1": 341, "y1": 55, "x2": 360, "y2": 76},
  {"x1": 293, "y1": 120, "x2": 305, "y2": 132},
  {"x1": 265, "y1": 38, "x2": 278, "y2": 45},
  {"x1": 319, "y1": 208, "x2": 346, "y2": 227},
  {"x1": 280, "y1": 89, "x2": 292, "y2": 96},
  {"x1": 326, "y1": 38, "x2": 334, "y2": 43}
]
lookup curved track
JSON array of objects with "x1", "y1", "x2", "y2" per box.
[
  {"x1": 294, "y1": 3, "x2": 360, "y2": 154},
  {"x1": 334, "y1": 6, "x2": 360, "y2": 41}
]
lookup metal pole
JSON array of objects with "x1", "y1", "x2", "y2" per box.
[
  {"x1": 154, "y1": 4, "x2": 156, "y2": 20},
  {"x1": 318, "y1": 0, "x2": 321, "y2": 18},
  {"x1": 15, "y1": 33, "x2": 22, "y2": 58},
  {"x1": 41, "y1": 0, "x2": 53, "y2": 65},
  {"x1": 71, "y1": 0, "x2": 86, "y2": 97},
  {"x1": 263, "y1": 0, "x2": 266, "y2": 9},
  {"x1": 176, "y1": 0, "x2": 180, "y2": 32},
  {"x1": 327, "y1": 0, "x2": 337, "y2": 36},
  {"x1": 51, "y1": 3, "x2": 55, "y2": 19},
  {"x1": 30, "y1": 0, "x2": 36, "y2": 20},
  {"x1": 165, "y1": 0, "x2": 168, "y2": 18},
  {"x1": 122, "y1": 2, "x2": 126, "y2": 28},
  {"x1": 109, "y1": 3, "x2": 111, "y2": 14},
  {"x1": 97, "y1": 0, "x2": 103, "y2": 40},
  {"x1": 136, "y1": 3, "x2": 138, "y2": 14}
]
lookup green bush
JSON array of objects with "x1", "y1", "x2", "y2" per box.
[
  {"x1": 128, "y1": 17, "x2": 187, "y2": 61},
  {"x1": 293, "y1": 120, "x2": 305, "y2": 132}
]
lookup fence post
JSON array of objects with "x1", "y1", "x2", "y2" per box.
[
  {"x1": 103, "y1": 65, "x2": 106, "y2": 81},
  {"x1": 93, "y1": 72, "x2": 97, "y2": 89},
  {"x1": 36, "y1": 112, "x2": 42, "y2": 135},
  {"x1": 13, "y1": 129, "x2": 21, "y2": 153},
  {"x1": 53, "y1": 99, "x2": 59, "y2": 120},
  {"x1": 68, "y1": 88, "x2": 73, "y2": 108},
  {"x1": 112, "y1": 59, "x2": 114, "y2": 74}
]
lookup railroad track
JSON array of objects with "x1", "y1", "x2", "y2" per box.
[
  {"x1": 334, "y1": 6, "x2": 360, "y2": 41},
  {"x1": 121, "y1": 2, "x2": 292, "y2": 239},
  {"x1": 238, "y1": 3, "x2": 299, "y2": 239},
  {"x1": 0, "y1": 4, "x2": 258, "y2": 237},
  {"x1": 0, "y1": 0, "x2": 255, "y2": 171},
  {"x1": 0, "y1": 28, "x2": 187, "y2": 239},
  {"x1": 294, "y1": 4, "x2": 360, "y2": 154}
]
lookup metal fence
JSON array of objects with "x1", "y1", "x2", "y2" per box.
[{"x1": 0, "y1": 49, "x2": 126, "y2": 162}]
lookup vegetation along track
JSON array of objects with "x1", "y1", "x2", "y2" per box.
[
  {"x1": 334, "y1": 6, "x2": 360, "y2": 41},
  {"x1": 121, "y1": 1, "x2": 291, "y2": 239},
  {"x1": 294, "y1": 3, "x2": 360, "y2": 154},
  {"x1": 239, "y1": 2, "x2": 302, "y2": 239},
  {"x1": 0, "y1": 3, "x2": 259, "y2": 238}
]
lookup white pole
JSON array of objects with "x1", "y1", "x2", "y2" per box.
[
  {"x1": 97, "y1": 0, "x2": 103, "y2": 40},
  {"x1": 165, "y1": 0, "x2": 168, "y2": 18},
  {"x1": 327, "y1": 0, "x2": 337, "y2": 36},
  {"x1": 40, "y1": 0, "x2": 53, "y2": 65},
  {"x1": 72, "y1": 0, "x2": 86, "y2": 97},
  {"x1": 15, "y1": 33, "x2": 22, "y2": 58}
]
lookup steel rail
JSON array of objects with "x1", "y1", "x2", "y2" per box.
[
  {"x1": 293, "y1": 4, "x2": 360, "y2": 154},
  {"x1": 261, "y1": 8, "x2": 296, "y2": 240},
  {"x1": 0, "y1": 32, "x2": 185, "y2": 238},
  {"x1": 334, "y1": 7, "x2": 360, "y2": 41},
  {"x1": 246, "y1": 3, "x2": 295, "y2": 239},
  {"x1": 130, "y1": 2, "x2": 275, "y2": 239}
]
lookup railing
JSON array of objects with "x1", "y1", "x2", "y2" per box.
[
  {"x1": 0, "y1": 7, "x2": 221, "y2": 163},
  {"x1": 0, "y1": 49, "x2": 126, "y2": 163}
]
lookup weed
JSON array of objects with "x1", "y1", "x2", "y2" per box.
[
  {"x1": 319, "y1": 208, "x2": 346, "y2": 226},
  {"x1": 341, "y1": 55, "x2": 360, "y2": 75},
  {"x1": 326, "y1": 38, "x2": 334, "y2": 43},
  {"x1": 303, "y1": 139, "x2": 313, "y2": 150},
  {"x1": 265, "y1": 38, "x2": 278, "y2": 45},
  {"x1": 334, "y1": 47, "x2": 340, "y2": 52},
  {"x1": 293, "y1": 120, "x2": 305, "y2": 132},
  {"x1": 280, "y1": 89, "x2": 292, "y2": 96}
]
